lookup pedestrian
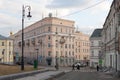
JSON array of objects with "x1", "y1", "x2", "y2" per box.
[
  {"x1": 77, "y1": 65, "x2": 80, "y2": 70},
  {"x1": 96, "y1": 65, "x2": 99, "y2": 71},
  {"x1": 55, "y1": 64, "x2": 59, "y2": 70},
  {"x1": 72, "y1": 64, "x2": 75, "y2": 70}
]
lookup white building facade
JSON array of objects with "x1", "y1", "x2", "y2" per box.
[{"x1": 90, "y1": 29, "x2": 102, "y2": 68}]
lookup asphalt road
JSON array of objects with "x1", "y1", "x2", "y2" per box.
[{"x1": 51, "y1": 69, "x2": 119, "y2": 80}]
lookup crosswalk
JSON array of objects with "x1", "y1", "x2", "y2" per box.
[{"x1": 72, "y1": 68, "x2": 97, "y2": 72}]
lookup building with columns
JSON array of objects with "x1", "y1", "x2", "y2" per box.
[
  {"x1": 11, "y1": 15, "x2": 90, "y2": 66},
  {"x1": 102, "y1": 0, "x2": 120, "y2": 75}
]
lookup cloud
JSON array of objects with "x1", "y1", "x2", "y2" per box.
[
  {"x1": 46, "y1": 0, "x2": 90, "y2": 8},
  {"x1": 0, "y1": 0, "x2": 113, "y2": 37},
  {"x1": 90, "y1": 0, "x2": 112, "y2": 15}
]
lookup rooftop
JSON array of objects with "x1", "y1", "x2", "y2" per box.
[
  {"x1": 90, "y1": 29, "x2": 102, "y2": 38},
  {"x1": 0, "y1": 35, "x2": 11, "y2": 40}
]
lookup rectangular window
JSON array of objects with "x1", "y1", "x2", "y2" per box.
[
  {"x1": 48, "y1": 36, "x2": 51, "y2": 40},
  {"x1": 48, "y1": 43, "x2": 51, "y2": 48},
  {"x1": 48, "y1": 27, "x2": 51, "y2": 32},
  {"x1": 65, "y1": 51, "x2": 67, "y2": 56},
  {"x1": 69, "y1": 51, "x2": 71, "y2": 56},
  {"x1": 72, "y1": 45, "x2": 74, "y2": 49},
  {"x1": 56, "y1": 43, "x2": 58, "y2": 48},
  {"x1": 69, "y1": 44, "x2": 71, "y2": 49},
  {"x1": 56, "y1": 51, "x2": 58, "y2": 57},
  {"x1": 56, "y1": 27, "x2": 58, "y2": 32},
  {"x1": 72, "y1": 52, "x2": 74, "y2": 56},
  {"x1": 48, "y1": 51, "x2": 51, "y2": 56},
  {"x1": 61, "y1": 28, "x2": 62, "y2": 32},
  {"x1": 9, "y1": 42, "x2": 11, "y2": 46},
  {"x1": 65, "y1": 44, "x2": 67, "y2": 48},
  {"x1": 9, "y1": 51, "x2": 11, "y2": 55},
  {"x1": 2, "y1": 42, "x2": 4, "y2": 46}
]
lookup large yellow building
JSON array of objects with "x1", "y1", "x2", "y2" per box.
[
  {"x1": 11, "y1": 15, "x2": 90, "y2": 66},
  {"x1": 0, "y1": 35, "x2": 13, "y2": 64},
  {"x1": 75, "y1": 31, "x2": 90, "y2": 64}
]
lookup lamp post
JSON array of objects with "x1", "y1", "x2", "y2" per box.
[{"x1": 21, "y1": 5, "x2": 32, "y2": 70}]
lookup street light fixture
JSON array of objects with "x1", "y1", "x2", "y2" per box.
[{"x1": 21, "y1": 5, "x2": 32, "y2": 71}]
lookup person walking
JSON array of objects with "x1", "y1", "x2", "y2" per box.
[
  {"x1": 72, "y1": 64, "x2": 75, "y2": 70},
  {"x1": 55, "y1": 64, "x2": 59, "y2": 70},
  {"x1": 77, "y1": 65, "x2": 80, "y2": 70},
  {"x1": 96, "y1": 65, "x2": 99, "y2": 71}
]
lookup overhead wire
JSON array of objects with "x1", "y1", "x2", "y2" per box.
[{"x1": 60, "y1": 0, "x2": 105, "y2": 17}]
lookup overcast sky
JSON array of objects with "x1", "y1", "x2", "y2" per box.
[{"x1": 0, "y1": 0, "x2": 113, "y2": 36}]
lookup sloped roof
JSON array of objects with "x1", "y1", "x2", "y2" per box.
[
  {"x1": 0, "y1": 35, "x2": 10, "y2": 40},
  {"x1": 90, "y1": 29, "x2": 102, "y2": 38}
]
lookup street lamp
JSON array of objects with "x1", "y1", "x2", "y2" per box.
[{"x1": 21, "y1": 5, "x2": 32, "y2": 70}]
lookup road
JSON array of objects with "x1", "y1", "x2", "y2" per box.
[{"x1": 51, "y1": 68, "x2": 119, "y2": 80}]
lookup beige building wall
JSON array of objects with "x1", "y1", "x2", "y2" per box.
[
  {"x1": 12, "y1": 17, "x2": 75, "y2": 66},
  {"x1": 75, "y1": 31, "x2": 90, "y2": 63},
  {"x1": 12, "y1": 16, "x2": 90, "y2": 66},
  {"x1": 0, "y1": 39, "x2": 13, "y2": 64}
]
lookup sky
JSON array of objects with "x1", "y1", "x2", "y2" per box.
[{"x1": 0, "y1": 0, "x2": 113, "y2": 36}]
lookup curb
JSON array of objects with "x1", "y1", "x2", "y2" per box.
[
  {"x1": 0, "y1": 69, "x2": 49, "y2": 80},
  {"x1": 45, "y1": 72, "x2": 65, "y2": 80}
]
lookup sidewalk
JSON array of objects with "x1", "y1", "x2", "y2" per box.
[
  {"x1": 0, "y1": 69, "x2": 49, "y2": 80},
  {"x1": 14, "y1": 66, "x2": 72, "y2": 80},
  {"x1": 15, "y1": 71, "x2": 65, "y2": 80},
  {"x1": 98, "y1": 71, "x2": 120, "y2": 80},
  {"x1": 0, "y1": 66, "x2": 72, "y2": 80}
]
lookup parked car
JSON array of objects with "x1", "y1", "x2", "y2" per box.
[
  {"x1": 74, "y1": 62, "x2": 87, "y2": 67},
  {"x1": 74, "y1": 62, "x2": 81, "y2": 67}
]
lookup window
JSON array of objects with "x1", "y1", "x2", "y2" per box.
[
  {"x1": 65, "y1": 51, "x2": 67, "y2": 56},
  {"x1": 61, "y1": 51, "x2": 63, "y2": 56},
  {"x1": 2, "y1": 49, "x2": 5, "y2": 55},
  {"x1": 91, "y1": 41, "x2": 94, "y2": 46},
  {"x1": 72, "y1": 52, "x2": 74, "y2": 56},
  {"x1": 69, "y1": 44, "x2": 71, "y2": 49},
  {"x1": 69, "y1": 51, "x2": 71, "y2": 56},
  {"x1": 56, "y1": 43, "x2": 58, "y2": 48},
  {"x1": 48, "y1": 51, "x2": 51, "y2": 56},
  {"x1": 56, "y1": 51, "x2": 58, "y2": 57},
  {"x1": 48, "y1": 43, "x2": 51, "y2": 48},
  {"x1": 56, "y1": 27, "x2": 58, "y2": 32},
  {"x1": 9, "y1": 51, "x2": 11, "y2": 55},
  {"x1": 92, "y1": 50, "x2": 94, "y2": 54},
  {"x1": 99, "y1": 41, "x2": 101, "y2": 46},
  {"x1": 48, "y1": 27, "x2": 51, "y2": 32},
  {"x1": 92, "y1": 53, "x2": 94, "y2": 57},
  {"x1": 9, "y1": 42, "x2": 11, "y2": 46},
  {"x1": 79, "y1": 55, "x2": 80, "y2": 59},
  {"x1": 48, "y1": 36, "x2": 51, "y2": 40},
  {"x1": 72, "y1": 45, "x2": 74, "y2": 49},
  {"x1": 65, "y1": 44, "x2": 67, "y2": 48},
  {"x1": 61, "y1": 28, "x2": 62, "y2": 32},
  {"x1": 2, "y1": 42, "x2": 4, "y2": 46},
  {"x1": 76, "y1": 48, "x2": 77, "y2": 53}
]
